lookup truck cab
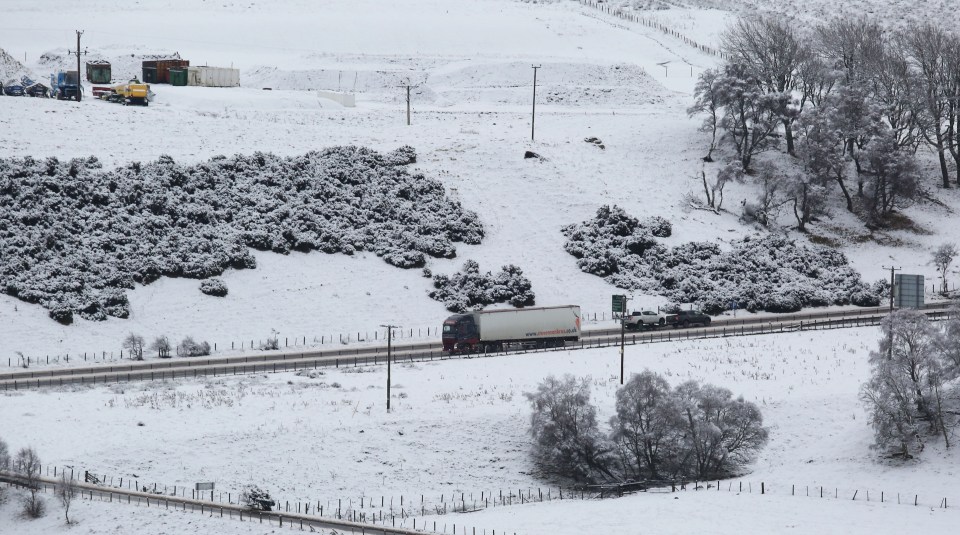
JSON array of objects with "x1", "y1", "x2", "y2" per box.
[{"x1": 442, "y1": 314, "x2": 479, "y2": 352}]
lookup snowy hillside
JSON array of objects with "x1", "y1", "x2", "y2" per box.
[{"x1": 2, "y1": 0, "x2": 960, "y2": 533}]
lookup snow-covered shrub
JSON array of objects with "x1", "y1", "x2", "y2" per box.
[
  {"x1": 563, "y1": 206, "x2": 880, "y2": 313},
  {"x1": 199, "y1": 278, "x2": 228, "y2": 297},
  {"x1": 176, "y1": 337, "x2": 211, "y2": 357},
  {"x1": 0, "y1": 148, "x2": 482, "y2": 322},
  {"x1": 240, "y1": 485, "x2": 274, "y2": 511},
  {"x1": 429, "y1": 260, "x2": 535, "y2": 312}
]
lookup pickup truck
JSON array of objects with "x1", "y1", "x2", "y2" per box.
[
  {"x1": 665, "y1": 310, "x2": 712, "y2": 328},
  {"x1": 623, "y1": 310, "x2": 668, "y2": 330}
]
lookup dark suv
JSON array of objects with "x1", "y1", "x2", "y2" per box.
[{"x1": 665, "y1": 310, "x2": 711, "y2": 328}]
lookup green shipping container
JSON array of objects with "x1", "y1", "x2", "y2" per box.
[
  {"x1": 142, "y1": 67, "x2": 158, "y2": 84},
  {"x1": 169, "y1": 68, "x2": 187, "y2": 86},
  {"x1": 86, "y1": 63, "x2": 111, "y2": 84}
]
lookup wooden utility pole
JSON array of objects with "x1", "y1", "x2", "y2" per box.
[
  {"x1": 883, "y1": 266, "x2": 901, "y2": 312},
  {"x1": 882, "y1": 266, "x2": 900, "y2": 359},
  {"x1": 68, "y1": 30, "x2": 86, "y2": 102},
  {"x1": 531, "y1": 65, "x2": 541, "y2": 141},
  {"x1": 75, "y1": 31, "x2": 83, "y2": 102},
  {"x1": 380, "y1": 324, "x2": 400, "y2": 412},
  {"x1": 401, "y1": 82, "x2": 413, "y2": 125}
]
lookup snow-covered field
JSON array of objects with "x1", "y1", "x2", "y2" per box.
[
  {"x1": 3, "y1": 0, "x2": 960, "y2": 533},
  {"x1": 4, "y1": 328, "x2": 960, "y2": 534}
]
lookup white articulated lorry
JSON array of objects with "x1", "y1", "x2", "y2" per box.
[{"x1": 441, "y1": 305, "x2": 581, "y2": 353}]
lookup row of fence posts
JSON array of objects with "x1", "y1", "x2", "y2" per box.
[
  {"x1": 11, "y1": 463, "x2": 552, "y2": 534},
  {"x1": 5, "y1": 314, "x2": 622, "y2": 368},
  {"x1": 7, "y1": 311, "x2": 958, "y2": 390},
  {"x1": 579, "y1": 0, "x2": 727, "y2": 59},
  {"x1": 14, "y1": 464, "x2": 956, "y2": 525}
]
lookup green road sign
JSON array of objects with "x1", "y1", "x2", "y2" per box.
[{"x1": 612, "y1": 294, "x2": 626, "y2": 314}]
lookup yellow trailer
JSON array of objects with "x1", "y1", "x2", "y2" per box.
[{"x1": 106, "y1": 79, "x2": 150, "y2": 106}]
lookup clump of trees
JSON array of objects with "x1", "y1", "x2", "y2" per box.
[
  {"x1": 861, "y1": 308, "x2": 960, "y2": 458},
  {"x1": 429, "y1": 260, "x2": 535, "y2": 312},
  {"x1": 526, "y1": 372, "x2": 768, "y2": 484},
  {"x1": 563, "y1": 205, "x2": 884, "y2": 313},
  {"x1": 0, "y1": 146, "x2": 483, "y2": 324},
  {"x1": 689, "y1": 15, "x2": 960, "y2": 231}
]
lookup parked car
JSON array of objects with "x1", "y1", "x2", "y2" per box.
[
  {"x1": 623, "y1": 310, "x2": 668, "y2": 330},
  {"x1": 3, "y1": 80, "x2": 25, "y2": 96},
  {"x1": 665, "y1": 309, "x2": 712, "y2": 328}
]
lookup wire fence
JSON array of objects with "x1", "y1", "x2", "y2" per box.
[
  {"x1": 578, "y1": 0, "x2": 727, "y2": 59},
  {"x1": 4, "y1": 463, "x2": 580, "y2": 535},
  {"x1": 6, "y1": 463, "x2": 955, "y2": 535},
  {"x1": 3, "y1": 308, "x2": 957, "y2": 391},
  {"x1": 3, "y1": 310, "x2": 627, "y2": 369}
]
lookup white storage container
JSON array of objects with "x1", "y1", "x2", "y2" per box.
[{"x1": 186, "y1": 66, "x2": 240, "y2": 87}]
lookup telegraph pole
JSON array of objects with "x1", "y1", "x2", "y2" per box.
[
  {"x1": 883, "y1": 266, "x2": 901, "y2": 312},
  {"x1": 401, "y1": 81, "x2": 413, "y2": 125},
  {"x1": 68, "y1": 30, "x2": 86, "y2": 102},
  {"x1": 380, "y1": 324, "x2": 400, "y2": 412},
  {"x1": 531, "y1": 65, "x2": 541, "y2": 141},
  {"x1": 75, "y1": 30, "x2": 83, "y2": 102},
  {"x1": 613, "y1": 294, "x2": 629, "y2": 384}
]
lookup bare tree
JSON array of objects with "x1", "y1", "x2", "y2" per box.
[
  {"x1": 149, "y1": 335, "x2": 172, "y2": 358},
  {"x1": 15, "y1": 447, "x2": 44, "y2": 518},
  {"x1": 712, "y1": 63, "x2": 790, "y2": 170},
  {"x1": 902, "y1": 23, "x2": 954, "y2": 189},
  {"x1": 932, "y1": 243, "x2": 958, "y2": 294},
  {"x1": 673, "y1": 381, "x2": 768, "y2": 478},
  {"x1": 696, "y1": 162, "x2": 742, "y2": 213},
  {"x1": 688, "y1": 68, "x2": 722, "y2": 162},
  {"x1": 55, "y1": 472, "x2": 77, "y2": 524},
  {"x1": 0, "y1": 437, "x2": 9, "y2": 504},
  {"x1": 860, "y1": 131, "x2": 921, "y2": 224},
  {"x1": 610, "y1": 371, "x2": 683, "y2": 480},
  {"x1": 525, "y1": 375, "x2": 615, "y2": 484},
  {"x1": 815, "y1": 17, "x2": 886, "y2": 85},
  {"x1": 861, "y1": 310, "x2": 943, "y2": 457},
  {"x1": 122, "y1": 333, "x2": 145, "y2": 361},
  {"x1": 722, "y1": 15, "x2": 811, "y2": 155}
]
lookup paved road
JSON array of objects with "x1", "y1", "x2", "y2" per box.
[{"x1": 1, "y1": 303, "x2": 953, "y2": 391}]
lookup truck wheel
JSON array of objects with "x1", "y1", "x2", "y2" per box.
[{"x1": 658, "y1": 318, "x2": 665, "y2": 326}]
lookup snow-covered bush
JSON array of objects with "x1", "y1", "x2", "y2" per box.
[
  {"x1": 429, "y1": 260, "x2": 535, "y2": 312},
  {"x1": 176, "y1": 337, "x2": 211, "y2": 357},
  {"x1": 563, "y1": 206, "x2": 883, "y2": 313},
  {"x1": 0, "y1": 148, "x2": 482, "y2": 323},
  {"x1": 240, "y1": 485, "x2": 274, "y2": 511},
  {"x1": 199, "y1": 278, "x2": 228, "y2": 297}
]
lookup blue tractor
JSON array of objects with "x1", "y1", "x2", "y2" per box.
[{"x1": 51, "y1": 71, "x2": 82, "y2": 101}]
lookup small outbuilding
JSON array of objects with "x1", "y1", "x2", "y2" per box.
[
  {"x1": 186, "y1": 66, "x2": 240, "y2": 87},
  {"x1": 86, "y1": 61, "x2": 111, "y2": 84}
]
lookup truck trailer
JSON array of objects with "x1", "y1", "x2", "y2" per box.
[{"x1": 442, "y1": 305, "x2": 581, "y2": 353}]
